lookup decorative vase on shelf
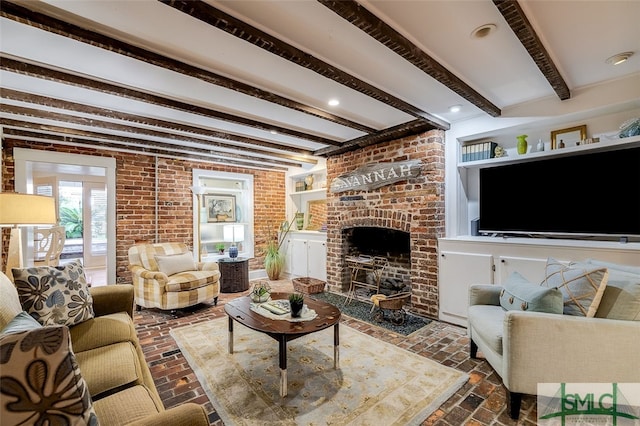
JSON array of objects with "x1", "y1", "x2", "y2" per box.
[
  {"x1": 304, "y1": 174, "x2": 314, "y2": 190},
  {"x1": 516, "y1": 134, "x2": 528, "y2": 155},
  {"x1": 295, "y1": 212, "x2": 304, "y2": 230},
  {"x1": 536, "y1": 139, "x2": 545, "y2": 152}
]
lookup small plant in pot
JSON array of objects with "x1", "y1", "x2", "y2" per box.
[
  {"x1": 216, "y1": 243, "x2": 225, "y2": 254},
  {"x1": 289, "y1": 292, "x2": 304, "y2": 318},
  {"x1": 250, "y1": 282, "x2": 271, "y2": 303}
]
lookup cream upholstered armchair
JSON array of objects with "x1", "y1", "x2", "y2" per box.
[{"x1": 128, "y1": 242, "x2": 220, "y2": 310}]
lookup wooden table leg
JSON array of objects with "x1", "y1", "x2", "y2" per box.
[
  {"x1": 279, "y1": 336, "x2": 287, "y2": 397},
  {"x1": 228, "y1": 316, "x2": 234, "y2": 354},
  {"x1": 334, "y1": 323, "x2": 340, "y2": 369}
]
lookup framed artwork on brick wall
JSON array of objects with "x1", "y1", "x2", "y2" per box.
[{"x1": 204, "y1": 194, "x2": 236, "y2": 222}]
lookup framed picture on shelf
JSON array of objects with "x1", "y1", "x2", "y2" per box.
[
  {"x1": 550, "y1": 124, "x2": 587, "y2": 149},
  {"x1": 203, "y1": 194, "x2": 236, "y2": 222}
]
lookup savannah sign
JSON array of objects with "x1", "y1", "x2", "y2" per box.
[{"x1": 330, "y1": 160, "x2": 422, "y2": 193}]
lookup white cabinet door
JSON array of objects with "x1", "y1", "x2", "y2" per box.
[
  {"x1": 496, "y1": 256, "x2": 549, "y2": 284},
  {"x1": 289, "y1": 238, "x2": 308, "y2": 277},
  {"x1": 307, "y1": 239, "x2": 327, "y2": 281},
  {"x1": 439, "y1": 251, "x2": 493, "y2": 327}
]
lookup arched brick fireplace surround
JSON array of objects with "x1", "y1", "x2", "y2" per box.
[{"x1": 325, "y1": 129, "x2": 445, "y2": 319}]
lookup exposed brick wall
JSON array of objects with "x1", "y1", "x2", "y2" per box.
[
  {"x1": 1, "y1": 140, "x2": 286, "y2": 282},
  {"x1": 326, "y1": 129, "x2": 445, "y2": 319}
]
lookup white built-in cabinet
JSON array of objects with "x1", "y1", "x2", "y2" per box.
[
  {"x1": 438, "y1": 237, "x2": 640, "y2": 327},
  {"x1": 284, "y1": 232, "x2": 327, "y2": 282}
]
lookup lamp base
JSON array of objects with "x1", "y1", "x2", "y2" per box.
[
  {"x1": 5, "y1": 227, "x2": 24, "y2": 281},
  {"x1": 228, "y1": 245, "x2": 238, "y2": 259}
]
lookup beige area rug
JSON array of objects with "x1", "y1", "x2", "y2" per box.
[{"x1": 170, "y1": 318, "x2": 468, "y2": 425}]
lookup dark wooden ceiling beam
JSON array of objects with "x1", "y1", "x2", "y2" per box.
[
  {"x1": 0, "y1": 1, "x2": 374, "y2": 134},
  {"x1": 0, "y1": 105, "x2": 307, "y2": 167},
  {"x1": 315, "y1": 119, "x2": 436, "y2": 156},
  {"x1": 159, "y1": 0, "x2": 449, "y2": 131},
  {"x1": 492, "y1": 0, "x2": 570, "y2": 100},
  {"x1": 1, "y1": 88, "x2": 317, "y2": 164},
  {"x1": 1, "y1": 124, "x2": 291, "y2": 170},
  {"x1": 318, "y1": 0, "x2": 502, "y2": 117},
  {"x1": 0, "y1": 56, "x2": 340, "y2": 146}
]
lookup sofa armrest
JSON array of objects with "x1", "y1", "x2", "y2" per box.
[
  {"x1": 127, "y1": 403, "x2": 209, "y2": 426},
  {"x1": 503, "y1": 311, "x2": 640, "y2": 394},
  {"x1": 469, "y1": 284, "x2": 501, "y2": 306},
  {"x1": 90, "y1": 284, "x2": 134, "y2": 318}
]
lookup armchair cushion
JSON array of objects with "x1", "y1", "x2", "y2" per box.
[
  {"x1": 540, "y1": 257, "x2": 608, "y2": 317},
  {"x1": 12, "y1": 260, "x2": 95, "y2": 327},
  {"x1": 155, "y1": 251, "x2": 197, "y2": 276},
  {"x1": 499, "y1": 272, "x2": 563, "y2": 314},
  {"x1": 581, "y1": 260, "x2": 640, "y2": 321}
]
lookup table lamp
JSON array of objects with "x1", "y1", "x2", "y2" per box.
[
  {"x1": 0, "y1": 193, "x2": 57, "y2": 281},
  {"x1": 223, "y1": 224, "x2": 244, "y2": 259}
]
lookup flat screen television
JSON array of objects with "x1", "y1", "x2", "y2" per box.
[{"x1": 479, "y1": 145, "x2": 640, "y2": 240}]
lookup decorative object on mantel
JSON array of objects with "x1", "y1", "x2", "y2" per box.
[
  {"x1": 551, "y1": 124, "x2": 587, "y2": 150},
  {"x1": 493, "y1": 145, "x2": 506, "y2": 158},
  {"x1": 516, "y1": 134, "x2": 528, "y2": 155},
  {"x1": 330, "y1": 160, "x2": 422, "y2": 193},
  {"x1": 619, "y1": 117, "x2": 640, "y2": 138},
  {"x1": 537, "y1": 139, "x2": 545, "y2": 152}
]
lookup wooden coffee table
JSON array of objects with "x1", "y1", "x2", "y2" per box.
[{"x1": 224, "y1": 292, "x2": 341, "y2": 397}]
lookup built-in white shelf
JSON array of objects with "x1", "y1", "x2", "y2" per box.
[{"x1": 458, "y1": 135, "x2": 640, "y2": 169}]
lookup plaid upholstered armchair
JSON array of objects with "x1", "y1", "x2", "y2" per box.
[{"x1": 127, "y1": 242, "x2": 220, "y2": 310}]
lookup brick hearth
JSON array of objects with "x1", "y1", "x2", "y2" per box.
[{"x1": 325, "y1": 129, "x2": 445, "y2": 319}]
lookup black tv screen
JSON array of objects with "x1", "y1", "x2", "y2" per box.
[{"x1": 479, "y1": 146, "x2": 640, "y2": 239}]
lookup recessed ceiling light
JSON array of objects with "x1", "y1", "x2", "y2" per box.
[
  {"x1": 328, "y1": 99, "x2": 340, "y2": 106},
  {"x1": 270, "y1": 130, "x2": 278, "y2": 135},
  {"x1": 449, "y1": 105, "x2": 462, "y2": 113},
  {"x1": 606, "y1": 51, "x2": 634, "y2": 65},
  {"x1": 471, "y1": 24, "x2": 497, "y2": 39}
]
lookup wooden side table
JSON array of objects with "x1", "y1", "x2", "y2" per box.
[{"x1": 218, "y1": 257, "x2": 250, "y2": 293}]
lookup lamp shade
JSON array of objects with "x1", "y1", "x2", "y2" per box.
[
  {"x1": 223, "y1": 224, "x2": 244, "y2": 243},
  {"x1": 0, "y1": 193, "x2": 57, "y2": 227}
]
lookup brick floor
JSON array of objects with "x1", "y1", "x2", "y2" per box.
[{"x1": 133, "y1": 279, "x2": 538, "y2": 425}]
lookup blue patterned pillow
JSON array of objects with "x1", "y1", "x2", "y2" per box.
[
  {"x1": 500, "y1": 271, "x2": 563, "y2": 314},
  {"x1": 12, "y1": 260, "x2": 94, "y2": 327}
]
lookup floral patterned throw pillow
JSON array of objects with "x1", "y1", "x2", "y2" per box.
[
  {"x1": 0, "y1": 325, "x2": 98, "y2": 425},
  {"x1": 12, "y1": 260, "x2": 94, "y2": 327}
]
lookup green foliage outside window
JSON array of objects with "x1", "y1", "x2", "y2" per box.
[{"x1": 59, "y1": 206, "x2": 83, "y2": 239}]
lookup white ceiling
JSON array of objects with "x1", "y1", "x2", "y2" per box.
[{"x1": 1, "y1": 0, "x2": 639, "y2": 171}]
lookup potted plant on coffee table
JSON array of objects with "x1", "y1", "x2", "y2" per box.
[{"x1": 289, "y1": 293, "x2": 304, "y2": 318}]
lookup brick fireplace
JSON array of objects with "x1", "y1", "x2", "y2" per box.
[{"x1": 325, "y1": 129, "x2": 445, "y2": 319}]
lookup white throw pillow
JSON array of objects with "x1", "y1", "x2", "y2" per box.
[{"x1": 155, "y1": 251, "x2": 197, "y2": 276}]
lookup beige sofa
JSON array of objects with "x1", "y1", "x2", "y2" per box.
[
  {"x1": 0, "y1": 271, "x2": 209, "y2": 425},
  {"x1": 467, "y1": 259, "x2": 640, "y2": 419},
  {"x1": 128, "y1": 242, "x2": 220, "y2": 310}
]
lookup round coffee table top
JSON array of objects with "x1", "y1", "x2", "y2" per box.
[{"x1": 224, "y1": 292, "x2": 341, "y2": 336}]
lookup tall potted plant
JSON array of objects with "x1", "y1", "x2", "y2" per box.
[{"x1": 264, "y1": 216, "x2": 295, "y2": 280}]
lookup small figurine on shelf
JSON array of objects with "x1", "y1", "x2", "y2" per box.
[
  {"x1": 558, "y1": 139, "x2": 565, "y2": 149},
  {"x1": 304, "y1": 174, "x2": 314, "y2": 190}
]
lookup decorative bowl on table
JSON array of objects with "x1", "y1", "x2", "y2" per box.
[{"x1": 250, "y1": 281, "x2": 271, "y2": 303}]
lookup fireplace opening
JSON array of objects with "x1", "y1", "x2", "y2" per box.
[{"x1": 344, "y1": 227, "x2": 411, "y2": 297}]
